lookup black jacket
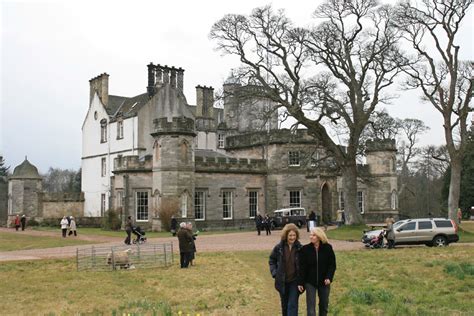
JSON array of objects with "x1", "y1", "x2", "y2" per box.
[
  {"x1": 298, "y1": 243, "x2": 336, "y2": 288},
  {"x1": 269, "y1": 240, "x2": 302, "y2": 293}
]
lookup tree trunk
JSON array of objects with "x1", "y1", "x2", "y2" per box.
[
  {"x1": 448, "y1": 156, "x2": 462, "y2": 223},
  {"x1": 342, "y1": 163, "x2": 364, "y2": 225}
]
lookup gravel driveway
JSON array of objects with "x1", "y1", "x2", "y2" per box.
[{"x1": 1, "y1": 227, "x2": 470, "y2": 262}]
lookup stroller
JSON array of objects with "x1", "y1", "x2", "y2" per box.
[
  {"x1": 132, "y1": 226, "x2": 147, "y2": 244},
  {"x1": 366, "y1": 230, "x2": 386, "y2": 249}
]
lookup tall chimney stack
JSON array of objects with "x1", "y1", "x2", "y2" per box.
[
  {"x1": 89, "y1": 73, "x2": 109, "y2": 107},
  {"x1": 177, "y1": 68, "x2": 184, "y2": 92}
]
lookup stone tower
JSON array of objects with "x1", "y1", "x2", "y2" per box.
[
  {"x1": 8, "y1": 158, "x2": 43, "y2": 223},
  {"x1": 365, "y1": 139, "x2": 399, "y2": 220},
  {"x1": 149, "y1": 64, "x2": 196, "y2": 225}
]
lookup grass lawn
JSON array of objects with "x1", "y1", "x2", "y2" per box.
[
  {"x1": 0, "y1": 231, "x2": 93, "y2": 251},
  {"x1": 0, "y1": 247, "x2": 472, "y2": 315}
]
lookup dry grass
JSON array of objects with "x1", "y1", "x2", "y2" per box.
[{"x1": 0, "y1": 246, "x2": 472, "y2": 315}]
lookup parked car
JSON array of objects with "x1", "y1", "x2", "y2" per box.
[
  {"x1": 361, "y1": 218, "x2": 459, "y2": 247},
  {"x1": 271, "y1": 207, "x2": 306, "y2": 229}
]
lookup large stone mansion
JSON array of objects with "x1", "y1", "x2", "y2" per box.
[{"x1": 81, "y1": 63, "x2": 399, "y2": 230}]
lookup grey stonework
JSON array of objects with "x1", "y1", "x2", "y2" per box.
[
  {"x1": 92, "y1": 63, "x2": 400, "y2": 230},
  {"x1": 0, "y1": 177, "x2": 7, "y2": 225}
]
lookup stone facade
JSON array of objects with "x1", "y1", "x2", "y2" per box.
[{"x1": 83, "y1": 62, "x2": 399, "y2": 230}]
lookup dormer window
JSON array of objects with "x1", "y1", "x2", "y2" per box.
[{"x1": 100, "y1": 119, "x2": 107, "y2": 143}]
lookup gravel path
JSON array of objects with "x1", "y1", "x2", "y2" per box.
[{"x1": 0, "y1": 228, "x2": 471, "y2": 262}]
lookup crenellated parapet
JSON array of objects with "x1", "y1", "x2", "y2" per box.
[
  {"x1": 113, "y1": 155, "x2": 153, "y2": 173},
  {"x1": 195, "y1": 156, "x2": 267, "y2": 174},
  {"x1": 226, "y1": 129, "x2": 317, "y2": 149},
  {"x1": 366, "y1": 139, "x2": 397, "y2": 152},
  {"x1": 147, "y1": 63, "x2": 185, "y2": 97},
  {"x1": 152, "y1": 117, "x2": 196, "y2": 136},
  {"x1": 42, "y1": 192, "x2": 84, "y2": 202}
]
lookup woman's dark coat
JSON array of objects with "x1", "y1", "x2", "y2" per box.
[
  {"x1": 269, "y1": 240, "x2": 302, "y2": 293},
  {"x1": 298, "y1": 243, "x2": 336, "y2": 288}
]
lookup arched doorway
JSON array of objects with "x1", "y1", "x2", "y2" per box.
[{"x1": 321, "y1": 183, "x2": 332, "y2": 225}]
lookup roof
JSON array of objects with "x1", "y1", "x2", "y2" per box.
[
  {"x1": 10, "y1": 158, "x2": 42, "y2": 180},
  {"x1": 107, "y1": 93, "x2": 150, "y2": 118}
]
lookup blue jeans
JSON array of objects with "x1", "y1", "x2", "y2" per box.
[
  {"x1": 305, "y1": 283, "x2": 330, "y2": 316},
  {"x1": 279, "y1": 280, "x2": 299, "y2": 316}
]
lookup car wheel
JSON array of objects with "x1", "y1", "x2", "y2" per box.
[
  {"x1": 432, "y1": 235, "x2": 448, "y2": 247},
  {"x1": 296, "y1": 221, "x2": 303, "y2": 228}
]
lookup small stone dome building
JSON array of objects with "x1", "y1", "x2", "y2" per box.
[{"x1": 8, "y1": 158, "x2": 43, "y2": 219}]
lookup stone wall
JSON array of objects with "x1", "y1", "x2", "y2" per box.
[
  {"x1": 41, "y1": 192, "x2": 85, "y2": 219},
  {"x1": 0, "y1": 177, "x2": 7, "y2": 225}
]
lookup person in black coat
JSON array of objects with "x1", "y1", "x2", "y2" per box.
[
  {"x1": 298, "y1": 227, "x2": 336, "y2": 316},
  {"x1": 170, "y1": 216, "x2": 178, "y2": 237},
  {"x1": 269, "y1": 223, "x2": 303, "y2": 316},
  {"x1": 255, "y1": 214, "x2": 263, "y2": 235}
]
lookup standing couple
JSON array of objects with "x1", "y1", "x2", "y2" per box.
[{"x1": 269, "y1": 223, "x2": 336, "y2": 316}]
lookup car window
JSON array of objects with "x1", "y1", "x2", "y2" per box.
[
  {"x1": 434, "y1": 220, "x2": 453, "y2": 228},
  {"x1": 393, "y1": 221, "x2": 406, "y2": 229},
  {"x1": 291, "y1": 209, "x2": 303, "y2": 216},
  {"x1": 400, "y1": 222, "x2": 416, "y2": 231},
  {"x1": 418, "y1": 221, "x2": 432, "y2": 230}
]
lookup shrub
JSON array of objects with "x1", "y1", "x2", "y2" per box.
[
  {"x1": 159, "y1": 199, "x2": 179, "y2": 232},
  {"x1": 27, "y1": 219, "x2": 39, "y2": 227},
  {"x1": 102, "y1": 209, "x2": 122, "y2": 231}
]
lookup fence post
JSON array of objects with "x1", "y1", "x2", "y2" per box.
[
  {"x1": 92, "y1": 246, "x2": 96, "y2": 269},
  {"x1": 170, "y1": 242, "x2": 174, "y2": 265},
  {"x1": 163, "y1": 243, "x2": 167, "y2": 265},
  {"x1": 76, "y1": 248, "x2": 79, "y2": 272},
  {"x1": 154, "y1": 244, "x2": 157, "y2": 264},
  {"x1": 111, "y1": 247, "x2": 115, "y2": 270}
]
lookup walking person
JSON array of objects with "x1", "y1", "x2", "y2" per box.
[
  {"x1": 298, "y1": 227, "x2": 336, "y2": 316},
  {"x1": 264, "y1": 214, "x2": 272, "y2": 235},
  {"x1": 269, "y1": 223, "x2": 303, "y2": 316},
  {"x1": 20, "y1": 215, "x2": 27, "y2": 231},
  {"x1": 13, "y1": 215, "x2": 20, "y2": 231},
  {"x1": 307, "y1": 211, "x2": 316, "y2": 232},
  {"x1": 256, "y1": 214, "x2": 263, "y2": 236},
  {"x1": 60, "y1": 216, "x2": 69, "y2": 238},
  {"x1": 124, "y1": 216, "x2": 133, "y2": 245},
  {"x1": 68, "y1": 216, "x2": 77, "y2": 236},
  {"x1": 170, "y1": 215, "x2": 178, "y2": 237},
  {"x1": 385, "y1": 217, "x2": 395, "y2": 249},
  {"x1": 177, "y1": 222, "x2": 193, "y2": 268},
  {"x1": 457, "y1": 208, "x2": 462, "y2": 224},
  {"x1": 187, "y1": 222, "x2": 198, "y2": 266}
]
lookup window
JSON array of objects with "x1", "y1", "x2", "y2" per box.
[
  {"x1": 418, "y1": 221, "x2": 432, "y2": 230},
  {"x1": 100, "y1": 119, "x2": 107, "y2": 143},
  {"x1": 222, "y1": 191, "x2": 233, "y2": 219},
  {"x1": 357, "y1": 191, "x2": 364, "y2": 214},
  {"x1": 339, "y1": 191, "x2": 345, "y2": 210},
  {"x1": 218, "y1": 134, "x2": 225, "y2": 148},
  {"x1": 289, "y1": 190, "x2": 301, "y2": 207},
  {"x1": 100, "y1": 194, "x2": 106, "y2": 216},
  {"x1": 116, "y1": 190, "x2": 123, "y2": 208},
  {"x1": 249, "y1": 191, "x2": 258, "y2": 218},
  {"x1": 400, "y1": 222, "x2": 416, "y2": 231},
  {"x1": 101, "y1": 158, "x2": 106, "y2": 177},
  {"x1": 391, "y1": 190, "x2": 398, "y2": 210},
  {"x1": 136, "y1": 191, "x2": 149, "y2": 221},
  {"x1": 434, "y1": 220, "x2": 453, "y2": 228},
  {"x1": 195, "y1": 191, "x2": 206, "y2": 220},
  {"x1": 288, "y1": 151, "x2": 300, "y2": 166},
  {"x1": 117, "y1": 120, "x2": 124, "y2": 139},
  {"x1": 311, "y1": 151, "x2": 320, "y2": 167},
  {"x1": 181, "y1": 193, "x2": 188, "y2": 218}
]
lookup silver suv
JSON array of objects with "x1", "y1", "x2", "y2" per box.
[
  {"x1": 395, "y1": 218, "x2": 459, "y2": 247},
  {"x1": 362, "y1": 218, "x2": 459, "y2": 247}
]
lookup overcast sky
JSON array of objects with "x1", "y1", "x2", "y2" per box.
[{"x1": 1, "y1": 0, "x2": 473, "y2": 174}]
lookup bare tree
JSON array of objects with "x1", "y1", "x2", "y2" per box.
[
  {"x1": 210, "y1": 1, "x2": 407, "y2": 224},
  {"x1": 394, "y1": 0, "x2": 473, "y2": 222},
  {"x1": 398, "y1": 118, "x2": 430, "y2": 175}
]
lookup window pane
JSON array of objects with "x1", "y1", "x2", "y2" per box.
[
  {"x1": 223, "y1": 191, "x2": 233, "y2": 219},
  {"x1": 357, "y1": 191, "x2": 364, "y2": 213},
  {"x1": 289, "y1": 191, "x2": 301, "y2": 207},
  {"x1": 418, "y1": 221, "x2": 432, "y2": 230},
  {"x1": 194, "y1": 191, "x2": 205, "y2": 220},
  {"x1": 402, "y1": 222, "x2": 416, "y2": 231},
  {"x1": 249, "y1": 191, "x2": 258, "y2": 218},
  {"x1": 136, "y1": 191, "x2": 149, "y2": 221},
  {"x1": 434, "y1": 220, "x2": 453, "y2": 228},
  {"x1": 288, "y1": 151, "x2": 300, "y2": 166}
]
